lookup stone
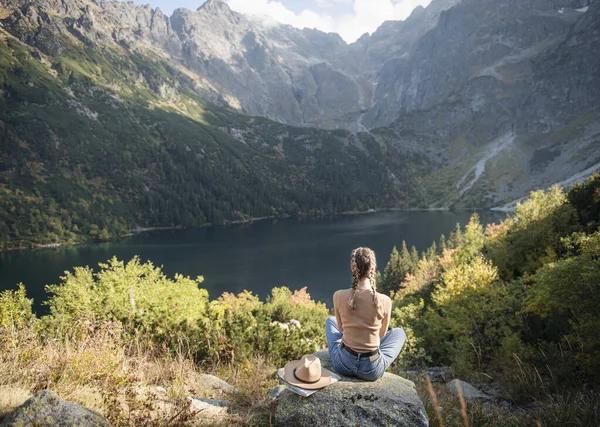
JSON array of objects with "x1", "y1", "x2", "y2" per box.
[
  {"x1": 274, "y1": 350, "x2": 428, "y2": 427},
  {"x1": 200, "y1": 374, "x2": 236, "y2": 394},
  {"x1": 447, "y1": 379, "x2": 491, "y2": 400},
  {"x1": 407, "y1": 366, "x2": 455, "y2": 383},
  {"x1": 0, "y1": 390, "x2": 111, "y2": 427},
  {"x1": 187, "y1": 397, "x2": 231, "y2": 415}
]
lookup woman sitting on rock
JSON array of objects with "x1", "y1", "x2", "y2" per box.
[{"x1": 326, "y1": 247, "x2": 406, "y2": 381}]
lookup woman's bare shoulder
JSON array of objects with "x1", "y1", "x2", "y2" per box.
[
  {"x1": 378, "y1": 292, "x2": 393, "y2": 307},
  {"x1": 334, "y1": 289, "x2": 350, "y2": 299},
  {"x1": 333, "y1": 289, "x2": 351, "y2": 303}
]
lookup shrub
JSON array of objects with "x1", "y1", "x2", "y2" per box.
[
  {"x1": 43, "y1": 257, "x2": 208, "y2": 348},
  {"x1": 0, "y1": 284, "x2": 35, "y2": 329},
  {"x1": 525, "y1": 232, "x2": 600, "y2": 381},
  {"x1": 38, "y1": 258, "x2": 327, "y2": 368},
  {"x1": 485, "y1": 186, "x2": 578, "y2": 279},
  {"x1": 201, "y1": 287, "x2": 328, "y2": 367}
]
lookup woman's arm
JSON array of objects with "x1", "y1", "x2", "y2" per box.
[
  {"x1": 333, "y1": 291, "x2": 344, "y2": 333},
  {"x1": 379, "y1": 296, "x2": 392, "y2": 338}
]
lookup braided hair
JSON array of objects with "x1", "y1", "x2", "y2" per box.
[{"x1": 348, "y1": 247, "x2": 380, "y2": 309}]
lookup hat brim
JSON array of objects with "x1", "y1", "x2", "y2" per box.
[{"x1": 283, "y1": 360, "x2": 333, "y2": 390}]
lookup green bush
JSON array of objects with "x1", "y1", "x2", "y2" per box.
[
  {"x1": 38, "y1": 257, "x2": 327, "y2": 367},
  {"x1": 43, "y1": 257, "x2": 208, "y2": 344},
  {"x1": 485, "y1": 186, "x2": 578, "y2": 279},
  {"x1": 0, "y1": 284, "x2": 35, "y2": 329},
  {"x1": 525, "y1": 232, "x2": 600, "y2": 382},
  {"x1": 201, "y1": 287, "x2": 328, "y2": 366},
  {"x1": 389, "y1": 179, "x2": 600, "y2": 400},
  {"x1": 568, "y1": 173, "x2": 600, "y2": 232}
]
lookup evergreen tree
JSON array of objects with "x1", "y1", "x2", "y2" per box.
[
  {"x1": 381, "y1": 246, "x2": 402, "y2": 296},
  {"x1": 448, "y1": 222, "x2": 464, "y2": 249},
  {"x1": 410, "y1": 246, "x2": 420, "y2": 270},
  {"x1": 439, "y1": 233, "x2": 447, "y2": 253},
  {"x1": 425, "y1": 241, "x2": 438, "y2": 261},
  {"x1": 456, "y1": 214, "x2": 484, "y2": 262},
  {"x1": 400, "y1": 241, "x2": 412, "y2": 270}
]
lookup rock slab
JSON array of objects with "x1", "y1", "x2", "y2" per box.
[
  {"x1": 200, "y1": 374, "x2": 236, "y2": 394},
  {"x1": 188, "y1": 397, "x2": 232, "y2": 415},
  {"x1": 274, "y1": 351, "x2": 429, "y2": 427},
  {"x1": 447, "y1": 379, "x2": 491, "y2": 400},
  {"x1": 0, "y1": 390, "x2": 111, "y2": 427}
]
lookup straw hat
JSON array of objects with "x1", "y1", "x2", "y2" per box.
[{"x1": 283, "y1": 355, "x2": 333, "y2": 390}]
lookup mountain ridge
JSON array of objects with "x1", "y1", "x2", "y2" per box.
[{"x1": 0, "y1": 0, "x2": 599, "y2": 249}]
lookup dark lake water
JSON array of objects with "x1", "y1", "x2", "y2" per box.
[{"x1": 0, "y1": 211, "x2": 505, "y2": 315}]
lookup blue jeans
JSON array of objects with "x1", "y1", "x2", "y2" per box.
[{"x1": 325, "y1": 316, "x2": 406, "y2": 381}]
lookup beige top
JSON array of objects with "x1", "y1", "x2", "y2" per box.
[{"x1": 333, "y1": 288, "x2": 393, "y2": 353}]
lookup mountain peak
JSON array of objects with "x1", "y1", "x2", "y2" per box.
[{"x1": 198, "y1": 0, "x2": 232, "y2": 14}]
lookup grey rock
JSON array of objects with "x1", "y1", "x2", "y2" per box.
[
  {"x1": 200, "y1": 374, "x2": 236, "y2": 394},
  {"x1": 187, "y1": 397, "x2": 232, "y2": 415},
  {"x1": 0, "y1": 390, "x2": 111, "y2": 427},
  {"x1": 407, "y1": 366, "x2": 455, "y2": 383},
  {"x1": 274, "y1": 350, "x2": 428, "y2": 427},
  {"x1": 447, "y1": 379, "x2": 491, "y2": 400}
]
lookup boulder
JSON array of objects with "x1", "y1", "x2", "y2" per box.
[
  {"x1": 0, "y1": 390, "x2": 110, "y2": 427},
  {"x1": 407, "y1": 366, "x2": 454, "y2": 383},
  {"x1": 274, "y1": 351, "x2": 429, "y2": 427},
  {"x1": 187, "y1": 397, "x2": 231, "y2": 415},
  {"x1": 200, "y1": 374, "x2": 236, "y2": 394},
  {"x1": 447, "y1": 379, "x2": 491, "y2": 400}
]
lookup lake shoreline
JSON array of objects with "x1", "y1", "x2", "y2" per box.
[{"x1": 0, "y1": 207, "x2": 496, "y2": 254}]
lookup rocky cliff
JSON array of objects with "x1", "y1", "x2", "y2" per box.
[{"x1": 0, "y1": 0, "x2": 599, "y2": 221}]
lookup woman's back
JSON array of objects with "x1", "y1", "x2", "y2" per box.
[
  {"x1": 326, "y1": 247, "x2": 406, "y2": 381},
  {"x1": 334, "y1": 288, "x2": 392, "y2": 353}
]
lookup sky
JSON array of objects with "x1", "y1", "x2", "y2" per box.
[{"x1": 124, "y1": 0, "x2": 433, "y2": 43}]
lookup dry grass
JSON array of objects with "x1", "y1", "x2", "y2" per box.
[
  {"x1": 415, "y1": 375, "x2": 600, "y2": 427},
  {"x1": 0, "y1": 324, "x2": 276, "y2": 426},
  {"x1": 0, "y1": 6, "x2": 12, "y2": 20}
]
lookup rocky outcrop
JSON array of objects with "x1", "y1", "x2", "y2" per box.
[
  {"x1": 274, "y1": 351, "x2": 428, "y2": 427},
  {"x1": 0, "y1": 390, "x2": 111, "y2": 427},
  {"x1": 2, "y1": 0, "x2": 596, "y2": 129}
]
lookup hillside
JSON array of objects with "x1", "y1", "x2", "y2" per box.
[
  {"x1": 0, "y1": 0, "x2": 599, "y2": 249},
  {"x1": 0, "y1": 6, "x2": 430, "y2": 250}
]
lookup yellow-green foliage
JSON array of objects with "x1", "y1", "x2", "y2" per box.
[
  {"x1": 26, "y1": 258, "x2": 328, "y2": 368},
  {"x1": 525, "y1": 231, "x2": 600, "y2": 381},
  {"x1": 391, "y1": 298, "x2": 431, "y2": 368},
  {"x1": 201, "y1": 287, "x2": 328, "y2": 366},
  {"x1": 486, "y1": 186, "x2": 578, "y2": 279},
  {"x1": 433, "y1": 255, "x2": 497, "y2": 305},
  {"x1": 43, "y1": 257, "x2": 208, "y2": 343},
  {"x1": 390, "y1": 178, "x2": 600, "y2": 399},
  {"x1": 0, "y1": 284, "x2": 34, "y2": 329}
]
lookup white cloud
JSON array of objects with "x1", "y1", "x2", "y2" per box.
[{"x1": 226, "y1": 0, "x2": 432, "y2": 43}]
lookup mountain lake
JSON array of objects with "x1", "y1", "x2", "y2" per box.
[{"x1": 0, "y1": 210, "x2": 506, "y2": 315}]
